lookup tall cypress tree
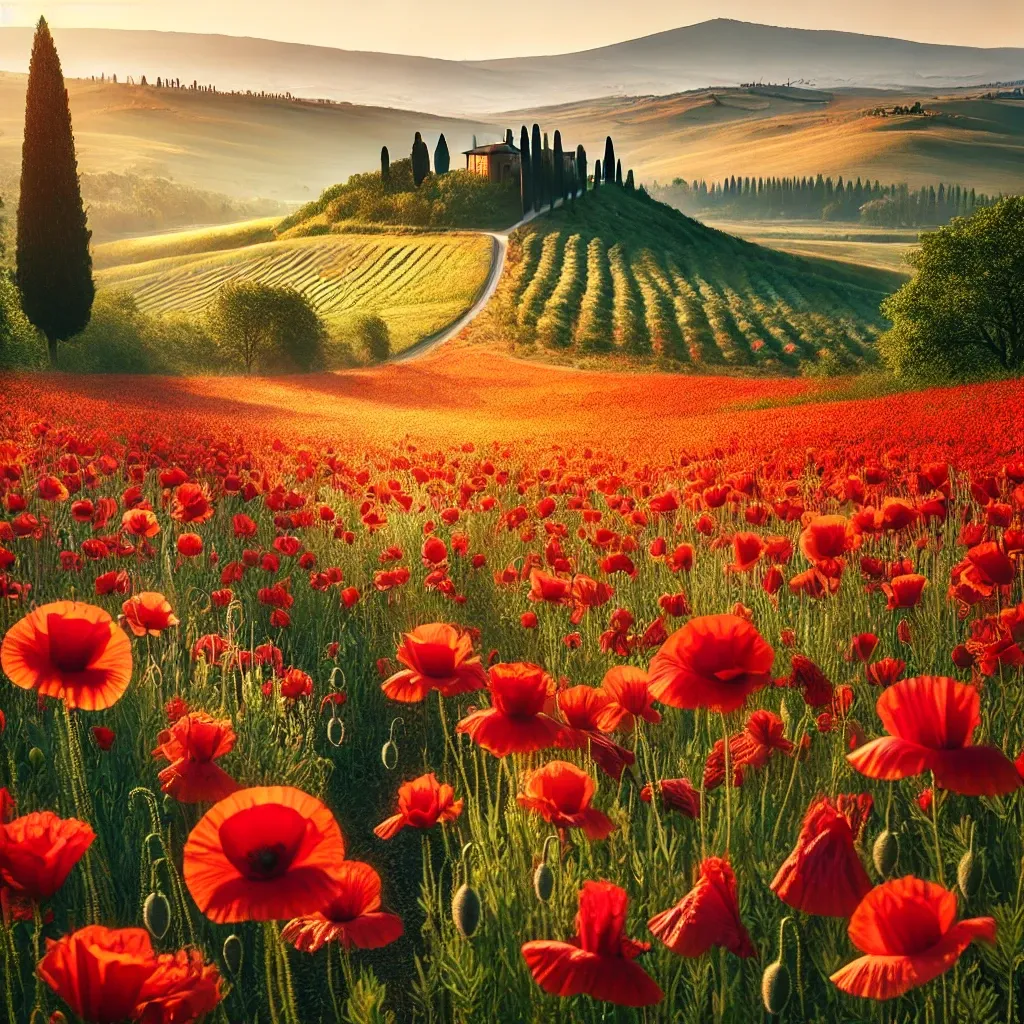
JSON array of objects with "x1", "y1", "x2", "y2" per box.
[
  {"x1": 519, "y1": 126, "x2": 532, "y2": 217},
  {"x1": 576, "y1": 145, "x2": 587, "y2": 199},
  {"x1": 593, "y1": 159, "x2": 601, "y2": 192},
  {"x1": 615, "y1": 160, "x2": 622, "y2": 187},
  {"x1": 380, "y1": 146, "x2": 390, "y2": 184},
  {"x1": 411, "y1": 132, "x2": 430, "y2": 186},
  {"x1": 603, "y1": 136, "x2": 615, "y2": 185},
  {"x1": 552, "y1": 131, "x2": 564, "y2": 210},
  {"x1": 17, "y1": 17, "x2": 93, "y2": 364},
  {"x1": 530, "y1": 123, "x2": 542, "y2": 212},
  {"x1": 434, "y1": 134, "x2": 450, "y2": 175}
]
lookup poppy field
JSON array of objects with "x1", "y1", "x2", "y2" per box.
[{"x1": 1, "y1": 367, "x2": 1024, "y2": 1024}]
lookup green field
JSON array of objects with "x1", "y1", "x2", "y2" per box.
[
  {"x1": 483, "y1": 187, "x2": 901, "y2": 373},
  {"x1": 96, "y1": 230, "x2": 495, "y2": 354}
]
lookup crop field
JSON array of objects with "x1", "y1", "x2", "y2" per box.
[
  {"x1": 96, "y1": 231, "x2": 495, "y2": 353},
  {"x1": 0, "y1": 364, "x2": 1023, "y2": 1024},
  {"x1": 486, "y1": 188, "x2": 900, "y2": 372}
]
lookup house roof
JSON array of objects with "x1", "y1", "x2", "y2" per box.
[{"x1": 463, "y1": 142, "x2": 519, "y2": 156}]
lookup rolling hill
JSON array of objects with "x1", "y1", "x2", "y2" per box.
[
  {"x1": 470, "y1": 185, "x2": 900, "y2": 373},
  {"x1": 506, "y1": 89, "x2": 1024, "y2": 195},
  {"x1": 0, "y1": 20, "x2": 1021, "y2": 116},
  {"x1": 95, "y1": 229, "x2": 495, "y2": 354}
]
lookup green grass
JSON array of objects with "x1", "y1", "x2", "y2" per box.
[
  {"x1": 482, "y1": 187, "x2": 902, "y2": 373},
  {"x1": 96, "y1": 231, "x2": 494, "y2": 355}
]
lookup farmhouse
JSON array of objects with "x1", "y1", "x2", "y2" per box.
[{"x1": 463, "y1": 141, "x2": 521, "y2": 183}]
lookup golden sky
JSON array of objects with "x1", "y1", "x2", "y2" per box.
[{"x1": 2, "y1": 0, "x2": 1022, "y2": 56}]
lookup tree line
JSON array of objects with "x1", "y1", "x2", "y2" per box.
[{"x1": 655, "y1": 174, "x2": 999, "y2": 228}]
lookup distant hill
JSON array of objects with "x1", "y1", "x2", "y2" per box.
[
  {"x1": 505, "y1": 89, "x2": 1024, "y2": 195},
  {"x1": 469, "y1": 185, "x2": 899, "y2": 374},
  {"x1": 0, "y1": 20, "x2": 1021, "y2": 116}
]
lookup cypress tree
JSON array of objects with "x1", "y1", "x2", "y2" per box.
[
  {"x1": 615, "y1": 160, "x2": 622, "y2": 187},
  {"x1": 411, "y1": 132, "x2": 431, "y2": 186},
  {"x1": 434, "y1": 134, "x2": 450, "y2": 175},
  {"x1": 553, "y1": 130, "x2": 564, "y2": 209},
  {"x1": 576, "y1": 145, "x2": 587, "y2": 199},
  {"x1": 603, "y1": 137, "x2": 615, "y2": 184},
  {"x1": 505, "y1": 128, "x2": 514, "y2": 145},
  {"x1": 17, "y1": 17, "x2": 93, "y2": 363},
  {"x1": 380, "y1": 146, "x2": 390, "y2": 184},
  {"x1": 593, "y1": 159, "x2": 601, "y2": 192},
  {"x1": 531, "y1": 123, "x2": 542, "y2": 212},
  {"x1": 625, "y1": 169, "x2": 635, "y2": 192},
  {"x1": 519, "y1": 126, "x2": 532, "y2": 217}
]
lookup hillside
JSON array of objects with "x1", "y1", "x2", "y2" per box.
[
  {"x1": 471, "y1": 185, "x2": 900, "y2": 373},
  {"x1": 506, "y1": 89, "x2": 1024, "y2": 195},
  {"x1": 96, "y1": 231, "x2": 494, "y2": 354},
  {"x1": 0, "y1": 21, "x2": 1021, "y2": 116},
  {"x1": 0, "y1": 72, "x2": 501, "y2": 203}
]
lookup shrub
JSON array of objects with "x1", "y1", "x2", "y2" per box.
[
  {"x1": 356, "y1": 314, "x2": 391, "y2": 363},
  {"x1": 207, "y1": 282, "x2": 326, "y2": 374},
  {"x1": 0, "y1": 272, "x2": 47, "y2": 369}
]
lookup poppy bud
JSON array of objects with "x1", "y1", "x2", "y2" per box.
[
  {"x1": 222, "y1": 934, "x2": 243, "y2": 976},
  {"x1": 533, "y1": 863, "x2": 554, "y2": 902},
  {"x1": 957, "y1": 849, "x2": 982, "y2": 899},
  {"x1": 761, "y1": 960, "x2": 791, "y2": 1015},
  {"x1": 452, "y1": 882, "x2": 481, "y2": 939},
  {"x1": 143, "y1": 891, "x2": 171, "y2": 940},
  {"x1": 28, "y1": 747, "x2": 45, "y2": 771},
  {"x1": 381, "y1": 740, "x2": 398, "y2": 769},
  {"x1": 872, "y1": 829, "x2": 899, "y2": 878},
  {"x1": 327, "y1": 717, "x2": 345, "y2": 747}
]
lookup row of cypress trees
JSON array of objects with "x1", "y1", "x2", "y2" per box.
[{"x1": 379, "y1": 134, "x2": 452, "y2": 187}]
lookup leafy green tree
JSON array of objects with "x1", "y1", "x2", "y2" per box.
[
  {"x1": 434, "y1": 134, "x2": 450, "y2": 175},
  {"x1": 16, "y1": 17, "x2": 94, "y2": 364},
  {"x1": 356, "y1": 314, "x2": 391, "y2": 363},
  {"x1": 411, "y1": 132, "x2": 430, "y2": 186},
  {"x1": 208, "y1": 282, "x2": 325, "y2": 373},
  {"x1": 519, "y1": 126, "x2": 532, "y2": 217},
  {"x1": 381, "y1": 146, "x2": 390, "y2": 183},
  {"x1": 879, "y1": 196, "x2": 1024, "y2": 379}
]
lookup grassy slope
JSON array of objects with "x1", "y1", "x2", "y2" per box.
[
  {"x1": 0, "y1": 72, "x2": 503, "y2": 203},
  {"x1": 507, "y1": 89, "x2": 1024, "y2": 195},
  {"x1": 97, "y1": 231, "x2": 494, "y2": 354},
  {"x1": 471, "y1": 185, "x2": 900, "y2": 373},
  {"x1": 92, "y1": 218, "x2": 281, "y2": 269}
]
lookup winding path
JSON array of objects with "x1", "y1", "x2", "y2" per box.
[{"x1": 391, "y1": 198, "x2": 575, "y2": 363}]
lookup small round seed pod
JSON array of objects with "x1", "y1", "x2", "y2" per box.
[
  {"x1": 872, "y1": 829, "x2": 898, "y2": 878},
  {"x1": 143, "y1": 891, "x2": 171, "y2": 940},
  {"x1": 381, "y1": 717, "x2": 403, "y2": 769},
  {"x1": 28, "y1": 747, "x2": 45, "y2": 771},
  {"x1": 761, "y1": 960, "x2": 791, "y2": 1015},
  {"x1": 533, "y1": 834, "x2": 558, "y2": 902},
  {"x1": 222, "y1": 934, "x2": 243, "y2": 977},
  {"x1": 958, "y1": 849, "x2": 983, "y2": 899}
]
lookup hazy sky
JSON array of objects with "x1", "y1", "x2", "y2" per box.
[{"x1": 1, "y1": 0, "x2": 1022, "y2": 56}]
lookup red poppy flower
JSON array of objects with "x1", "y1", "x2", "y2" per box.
[
  {"x1": 848, "y1": 676, "x2": 1021, "y2": 796},
  {"x1": 771, "y1": 794, "x2": 873, "y2": 917},
  {"x1": 517, "y1": 761, "x2": 615, "y2": 839},
  {"x1": 847, "y1": 633, "x2": 879, "y2": 663},
  {"x1": 647, "y1": 614, "x2": 774, "y2": 713},
  {"x1": 280, "y1": 667, "x2": 313, "y2": 699},
  {"x1": 38, "y1": 926, "x2": 160, "y2": 1024},
  {"x1": 639, "y1": 778, "x2": 700, "y2": 819},
  {"x1": 381, "y1": 623, "x2": 486, "y2": 703},
  {"x1": 91, "y1": 726, "x2": 115, "y2": 751},
  {"x1": 121, "y1": 508, "x2": 160, "y2": 538},
  {"x1": 866, "y1": 657, "x2": 906, "y2": 687},
  {"x1": 374, "y1": 772, "x2": 462, "y2": 839},
  {"x1": 170, "y1": 482, "x2": 214, "y2": 525},
  {"x1": 456, "y1": 662, "x2": 563, "y2": 756},
  {"x1": 176, "y1": 533, "x2": 203, "y2": 558},
  {"x1": 799, "y1": 514, "x2": 859, "y2": 566},
  {"x1": 281, "y1": 860, "x2": 403, "y2": 953},
  {"x1": 527, "y1": 568, "x2": 572, "y2": 606},
  {"x1": 135, "y1": 947, "x2": 222, "y2": 1023},
  {"x1": 0, "y1": 810, "x2": 95, "y2": 902},
  {"x1": 830, "y1": 876, "x2": 996, "y2": 1000},
  {"x1": 728, "y1": 532, "x2": 764, "y2": 572},
  {"x1": 1, "y1": 601, "x2": 133, "y2": 710},
  {"x1": 183, "y1": 786, "x2": 346, "y2": 923},
  {"x1": 554, "y1": 686, "x2": 635, "y2": 781},
  {"x1": 881, "y1": 573, "x2": 928, "y2": 610},
  {"x1": 648, "y1": 857, "x2": 755, "y2": 958},
  {"x1": 152, "y1": 711, "x2": 239, "y2": 804},
  {"x1": 522, "y1": 880, "x2": 663, "y2": 1007},
  {"x1": 121, "y1": 593, "x2": 180, "y2": 638},
  {"x1": 0, "y1": 787, "x2": 14, "y2": 823},
  {"x1": 596, "y1": 666, "x2": 660, "y2": 732}
]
